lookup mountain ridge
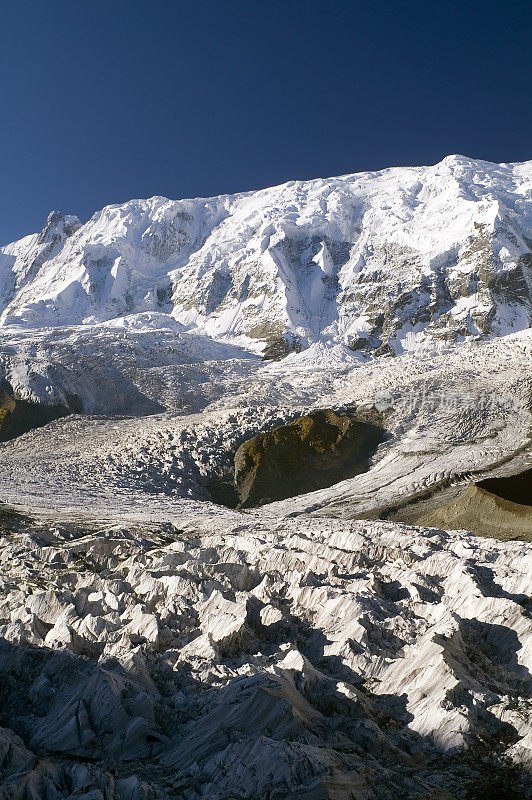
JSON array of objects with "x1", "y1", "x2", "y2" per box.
[{"x1": 1, "y1": 154, "x2": 531, "y2": 356}]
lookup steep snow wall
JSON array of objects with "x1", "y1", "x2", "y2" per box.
[{"x1": 1, "y1": 155, "x2": 532, "y2": 355}]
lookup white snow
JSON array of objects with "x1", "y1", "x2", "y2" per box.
[{"x1": 0, "y1": 155, "x2": 531, "y2": 351}]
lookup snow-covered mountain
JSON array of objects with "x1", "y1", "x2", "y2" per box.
[
  {"x1": 0, "y1": 157, "x2": 530, "y2": 800},
  {"x1": 1, "y1": 155, "x2": 532, "y2": 355}
]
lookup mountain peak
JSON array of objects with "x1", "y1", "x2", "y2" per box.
[
  {"x1": 0, "y1": 158, "x2": 530, "y2": 347},
  {"x1": 37, "y1": 211, "x2": 81, "y2": 245}
]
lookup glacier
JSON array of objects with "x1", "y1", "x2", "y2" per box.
[{"x1": 0, "y1": 155, "x2": 530, "y2": 799}]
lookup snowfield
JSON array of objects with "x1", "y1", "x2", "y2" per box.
[{"x1": 0, "y1": 156, "x2": 530, "y2": 799}]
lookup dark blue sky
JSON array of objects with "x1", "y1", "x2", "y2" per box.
[{"x1": 1, "y1": 0, "x2": 531, "y2": 244}]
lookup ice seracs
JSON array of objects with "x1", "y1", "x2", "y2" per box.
[{"x1": 0, "y1": 512, "x2": 530, "y2": 798}]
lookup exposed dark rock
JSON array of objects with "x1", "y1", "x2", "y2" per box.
[
  {"x1": 0, "y1": 388, "x2": 69, "y2": 443},
  {"x1": 234, "y1": 409, "x2": 385, "y2": 508},
  {"x1": 205, "y1": 476, "x2": 240, "y2": 508},
  {"x1": 262, "y1": 335, "x2": 302, "y2": 361},
  {"x1": 348, "y1": 336, "x2": 369, "y2": 351},
  {"x1": 374, "y1": 341, "x2": 396, "y2": 358},
  {"x1": 477, "y1": 468, "x2": 532, "y2": 506},
  {"x1": 37, "y1": 211, "x2": 81, "y2": 245}
]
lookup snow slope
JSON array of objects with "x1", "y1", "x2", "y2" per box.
[{"x1": 1, "y1": 155, "x2": 532, "y2": 354}]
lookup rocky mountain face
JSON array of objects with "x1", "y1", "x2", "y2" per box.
[{"x1": 1, "y1": 155, "x2": 532, "y2": 356}]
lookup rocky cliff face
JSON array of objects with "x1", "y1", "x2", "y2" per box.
[{"x1": 1, "y1": 156, "x2": 531, "y2": 355}]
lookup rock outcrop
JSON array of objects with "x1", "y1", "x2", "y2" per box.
[
  {"x1": 234, "y1": 409, "x2": 384, "y2": 508},
  {"x1": 478, "y1": 467, "x2": 532, "y2": 506},
  {"x1": 0, "y1": 388, "x2": 68, "y2": 442}
]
